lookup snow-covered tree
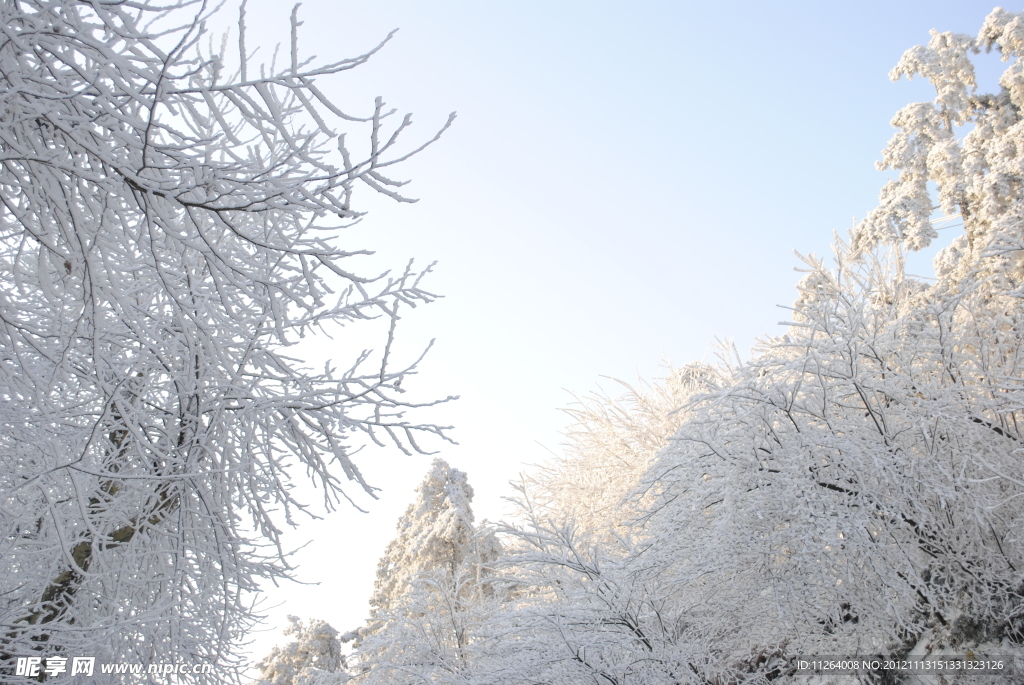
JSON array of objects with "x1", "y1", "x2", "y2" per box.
[
  {"x1": 480, "y1": 367, "x2": 722, "y2": 685},
  {"x1": 354, "y1": 459, "x2": 502, "y2": 685},
  {"x1": 854, "y1": 6, "x2": 1024, "y2": 288},
  {"x1": 635, "y1": 243, "x2": 1024, "y2": 677},
  {"x1": 494, "y1": 215, "x2": 1023, "y2": 681},
  {"x1": 626, "y1": 8, "x2": 1024, "y2": 675},
  {"x1": 366, "y1": 459, "x2": 494, "y2": 618},
  {"x1": 520, "y1": 365, "x2": 716, "y2": 540},
  {"x1": 0, "y1": 0, "x2": 452, "y2": 677},
  {"x1": 256, "y1": 616, "x2": 349, "y2": 685},
  {"x1": 492, "y1": 502, "x2": 704, "y2": 685},
  {"x1": 484, "y1": 8, "x2": 1024, "y2": 683}
]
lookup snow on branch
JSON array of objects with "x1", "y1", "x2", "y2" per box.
[{"x1": 0, "y1": 0, "x2": 454, "y2": 678}]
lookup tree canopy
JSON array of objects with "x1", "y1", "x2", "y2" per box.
[{"x1": 0, "y1": 0, "x2": 451, "y2": 678}]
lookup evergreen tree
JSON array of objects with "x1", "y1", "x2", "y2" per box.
[
  {"x1": 354, "y1": 460, "x2": 501, "y2": 685},
  {"x1": 256, "y1": 616, "x2": 349, "y2": 685}
]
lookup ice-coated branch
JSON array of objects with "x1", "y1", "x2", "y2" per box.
[{"x1": 0, "y1": 0, "x2": 455, "y2": 678}]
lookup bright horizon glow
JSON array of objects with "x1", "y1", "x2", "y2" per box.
[{"x1": 234, "y1": 0, "x2": 1010, "y2": 668}]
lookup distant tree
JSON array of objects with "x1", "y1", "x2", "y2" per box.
[
  {"x1": 0, "y1": 0, "x2": 453, "y2": 677},
  {"x1": 354, "y1": 459, "x2": 502, "y2": 685},
  {"x1": 256, "y1": 616, "x2": 349, "y2": 685},
  {"x1": 496, "y1": 501, "x2": 700, "y2": 685},
  {"x1": 366, "y1": 459, "x2": 490, "y2": 618},
  {"x1": 493, "y1": 367, "x2": 719, "y2": 685},
  {"x1": 520, "y1": 364, "x2": 716, "y2": 540}
]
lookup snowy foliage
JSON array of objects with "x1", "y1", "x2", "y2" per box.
[
  {"x1": 353, "y1": 460, "x2": 502, "y2": 685},
  {"x1": 256, "y1": 616, "x2": 349, "y2": 685},
  {"x1": 0, "y1": 0, "x2": 452, "y2": 678},
  {"x1": 519, "y1": 365, "x2": 717, "y2": 539},
  {"x1": 367, "y1": 459, "x2": 495, "y2": 618},
  {"x1": 855, "y1": 7, "x2": 1024, "y2": 284},
  {"x1": 345, "y1": 8, "x2": 1024, "y2": 684},
  {"x1": 636, "y1": 243, "x2": 1024, "y2": 677}
]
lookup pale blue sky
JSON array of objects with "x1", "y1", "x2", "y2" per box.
[{"x1": 236, "y1": 0, "x2": 1010, "y2": 664}]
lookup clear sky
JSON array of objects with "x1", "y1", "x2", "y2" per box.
[{"x1": 233, "y1": 0, "x2": 1012, "y2": 666}]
